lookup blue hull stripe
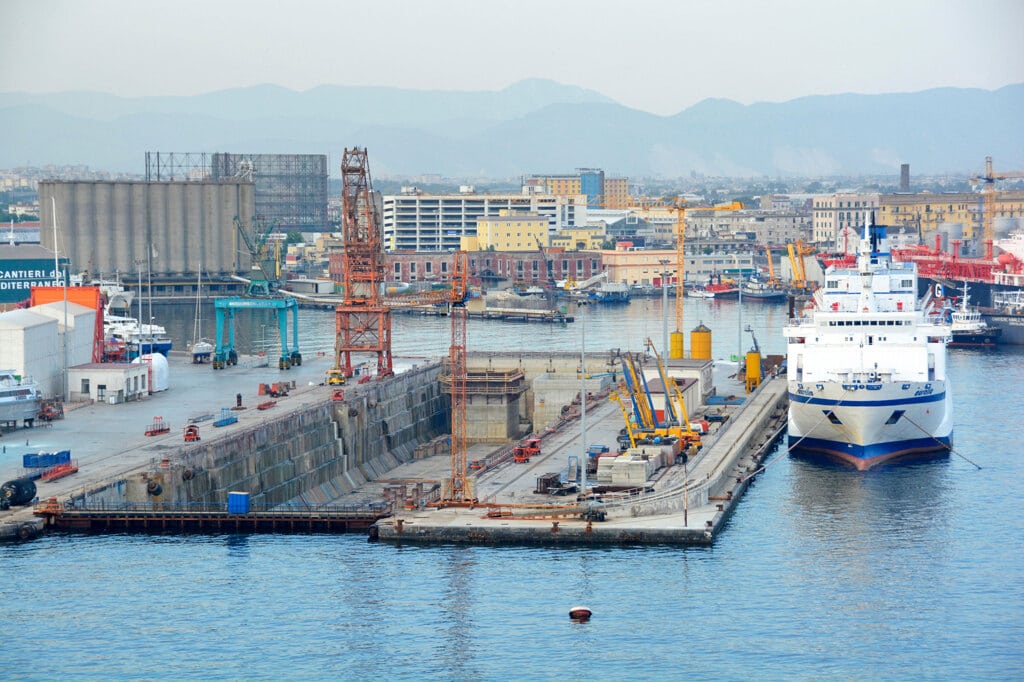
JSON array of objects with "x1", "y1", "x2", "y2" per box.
[
  {"x1": 789, "y1": 434, "x2": 952, "y2": 468},
  {"x1": 788, "y1": 391, "x2": 946, "y2": 407}
]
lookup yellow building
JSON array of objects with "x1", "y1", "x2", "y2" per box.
[
  {"x1": 879, "y1": 190, "x2": 1024, "y2": 241},
  {"x1": 551, "y1": 226, "x2": 606, "y2": 251},
  {"x1": 471, "y1": 210, "x2": 549, "y2": 251}
]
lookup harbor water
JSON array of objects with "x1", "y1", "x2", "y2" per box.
[{"x1": 3, "y1": 297, "x2": 1022, "y2": 680}]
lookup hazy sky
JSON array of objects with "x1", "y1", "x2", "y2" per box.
[{"x1": 2, "y1": 0, "x2": 1022, "y2": 115}]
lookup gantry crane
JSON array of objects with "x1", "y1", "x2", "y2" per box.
[{"x1": 970, "y1": 156, "x2": 1024, "y2": 259}]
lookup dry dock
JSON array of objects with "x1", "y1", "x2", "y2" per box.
[
  {"x1": 3, "y1": 347, "x2": 787, "y2": 547},
  {"x1": 374, "y1": 375, "x2": 788, "y2": 546}
]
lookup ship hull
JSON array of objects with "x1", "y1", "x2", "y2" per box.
[
  {"x1": 0, "y1": 398, "x2": 40, "y2": 424},
  {"x1": 980, "y1": 313, "x2": 1024, "y2": 345},
  {"x1": 787, "y1": 382, "x2": 953, "y2": 470}
]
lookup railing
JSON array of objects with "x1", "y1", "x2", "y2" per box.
[{"x1": 50, "y1": 500, "x2": 391, "y2": 516}]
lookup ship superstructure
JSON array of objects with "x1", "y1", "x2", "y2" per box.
[{"x1": 783, "y1": 218, "x2": 953, "y2": 469}]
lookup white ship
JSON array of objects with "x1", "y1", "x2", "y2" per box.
[
  {"x1": 0, "y1": 370, "x2": 40, "y2": 425},
  {"x1": 783, "y1": 218, "x2": 953, "y2": 469}
]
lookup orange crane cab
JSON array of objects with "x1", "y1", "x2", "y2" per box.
[{"x1": 513, "y1": 437, "x2": 541, "y2": 463}]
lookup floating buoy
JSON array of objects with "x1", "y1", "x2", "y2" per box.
[{"x1": 569, "y1": 606, "x2": 592, "y2": 622}]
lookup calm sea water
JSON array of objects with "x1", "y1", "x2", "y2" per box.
[{"x1": 3, "y1": 298, "x2": 1022, "y2": 680}]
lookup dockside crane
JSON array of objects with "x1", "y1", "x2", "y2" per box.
[{"x1": 970, "y1": 156, "x2": 1024, "y2": 259}]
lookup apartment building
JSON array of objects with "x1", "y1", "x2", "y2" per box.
[
  {"x1": 382, "y1": 189, "x2": 587, "y2": 252},
  {"x1": 812, "y1": 193, "x2": 879, "y2": 249}
]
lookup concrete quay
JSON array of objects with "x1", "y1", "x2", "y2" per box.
[
  {"x1": 374, "y1": 375, "x2": 789, "y2": 546},
  {"x1": 0, "y1": 350, "x2": 447, "y2": 541}
]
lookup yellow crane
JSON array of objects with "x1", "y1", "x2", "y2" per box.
[
  {"x1": 764, "y1": 246, "x2": 780, "y2": 287},
  {"x1": 667, "y1": 200, "x2": 743, "y2": 358},
  {"x1": 970, "y1": 156, "x2": 1024, "y2": 258},
  {"x1": 786, "y1": 239, "x2": 815, "y2": 291}
]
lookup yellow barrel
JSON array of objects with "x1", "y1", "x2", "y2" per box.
[
  {"x1": 745, "y1": 351, "x2": 762, "y2": 392},
  {"x1": 669, "y1": 331, "x2": 685, "y2": 359},
  {"x1": 690, "y1": 323, "x2": 712, "y2": 360}
]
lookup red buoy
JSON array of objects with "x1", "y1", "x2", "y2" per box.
[{"x1": 569, "y1": 606, "x2": 592, "y2": 622}]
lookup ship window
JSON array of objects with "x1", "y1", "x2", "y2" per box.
[
  {"x1": 824, "y1": 410, "x2": 842, "y2": 425},
  {"x1": 885, "y1": 410, "x2": 905, "y2": 425}
]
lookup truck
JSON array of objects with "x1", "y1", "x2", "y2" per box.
[
  {"x1": 513, "y1": 437, "x2": 541, "y2": 463},
  {"x1": 326, "y1": 368, "x2": 346, "y2": 386}
]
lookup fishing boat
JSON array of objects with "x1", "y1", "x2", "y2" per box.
[
  {"x1": 0, "y1": 369, "x2": 40, "y2": 426},
  {"x1": 740, "y1": 278, "x2": 788, "y2": 302},
  {"x1": 188, "y1": 268, "x2": 215, "y2": 363},
  {"x1": 947, "y1": 284, "x2": 1001, "y2": 347},
  {"x1": 783, "y1": 217, "x2": 953, "y2": 469},
  {"x1": 688, "y1": 276, "x2": 739, "y2": 299}
]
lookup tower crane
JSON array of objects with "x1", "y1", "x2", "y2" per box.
[
  {"x1": 667, "y1": 200, "x2": 743, "y2": 359},
  {"x1": 970, "y1": 156, "x2": 1024, "y2": 259},
  {"x1": 438, "y1": 250, "x2": 473, "y2": 505}
]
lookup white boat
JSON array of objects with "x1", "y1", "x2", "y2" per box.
[
  {"x1": 0, "y1": 369, "x2": 40, "y2": 425},
  {"x1": 783, "y1": 217, "x2": 953, "y2": 469},
  {"x1": 993, "y1": 231, "x2": 1024, "y2": 262},
  {"x1": 947, "y1": 283, "x2": 1001, "y2": 347},
  {"x1": 188, "y1": 267, "x2": 214, "y2": 363},
  {"x1": 104, "y1": 312, "x2": 173, "y2": 357}
]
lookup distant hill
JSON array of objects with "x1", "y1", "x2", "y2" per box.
[{"x1": 1, "y1": 79, "x2": 1021, "y2": 177}]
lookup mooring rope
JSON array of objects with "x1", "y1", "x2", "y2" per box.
[{"x1": 903, "y1": 413, "x2": 981, "y2": 470}]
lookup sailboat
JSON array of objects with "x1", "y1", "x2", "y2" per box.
[{"x1": 189, "y1": 267, "x2": 215, "y2": 364}]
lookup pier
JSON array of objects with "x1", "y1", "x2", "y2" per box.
[{"x1": 2, "y1": 348, "x2": 788, "y2": 547}]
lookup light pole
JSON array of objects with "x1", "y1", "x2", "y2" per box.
[
  {"x1": 577, "y1": 298, "x2": 587, "y2": 509},
  {"x1": 658, "y1": 258, "x2": 671, "y2": 418},
  {"x1": 261, "y1": 324, "x2": 267, "y2": 352}
]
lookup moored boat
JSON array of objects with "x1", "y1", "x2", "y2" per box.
[
  {"x1": 947, "y1": 284, "x2": 1001, "y2": 347},
  {"x1": 740, "y1": 278, "x2": 788, "y2": 302},
  {"x1": 783, "y1": 217, "x2": 953, "y2": 470},
  {"x1": 0, "y1": 369, "x2": 40, "y2": 425}
]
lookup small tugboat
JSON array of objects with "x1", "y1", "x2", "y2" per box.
[{"x1": 948, "y1": 284, "x2": 1002, "y2": 348}]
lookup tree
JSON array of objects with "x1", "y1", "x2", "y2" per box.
[{"x1": 286, "y1": 230, "x2": 304, "y2": 244}]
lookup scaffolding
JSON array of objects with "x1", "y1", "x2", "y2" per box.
[{"x1": 144, "y1": 151, "x2": 329, "y2": 232}]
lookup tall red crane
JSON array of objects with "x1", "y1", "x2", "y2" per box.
[
  {"x1": 335, "y1": 148, "x2": 393, "y2": 378},
  {"x1": 440, "y1": 250, "x2": 472, "y2": 505}
]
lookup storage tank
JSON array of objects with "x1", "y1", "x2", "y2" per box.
[
  {"x1": 745, "y1": 350, "x2": 762, "y2": 392},
  {"x1": 690, "y1": 323, "x2": 712, "y2": 360},
  {"x1": 669, "y1": 331, "x2": 684, "y2": 359},
  {"x1": 133, "y1": 353, "x2": 169, "y2": 392}
]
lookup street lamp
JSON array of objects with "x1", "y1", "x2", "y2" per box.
[
  {"x1": 260, "y1": 324, "x2": 268, "y2": 352},
  {"x1": 577, "y1": 298, "x2": 587, "y2": 511}
]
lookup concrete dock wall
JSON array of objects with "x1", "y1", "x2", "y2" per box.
[{"x1": 65, "y1": 364, "x2": 448, "y2": 509}]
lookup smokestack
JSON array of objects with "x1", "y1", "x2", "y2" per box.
[{"x1": 900, "y1": 164, "x2": 910, "y2": 192}]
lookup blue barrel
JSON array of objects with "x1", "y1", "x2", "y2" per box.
[{"x1": 227, "y1": 492, "x2": 250, "y2": 515}]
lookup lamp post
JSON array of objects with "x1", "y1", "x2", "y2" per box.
[
  {"x1": 577, "y1": 298, "x2": 587, "y2": 510},
  {"x1": 658, "y1": 258, "x2": 671, "y2": 418},
  {"x1": 261, "y1": 324, "x2": 268, "y2": 352}
]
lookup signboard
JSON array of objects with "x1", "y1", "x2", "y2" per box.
[{"x1": 0, "y1": 258, "x2": 68, "y2": 304}]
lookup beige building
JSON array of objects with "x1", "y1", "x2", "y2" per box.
[
  {"x1": 601, "y1": 248, "x2": 678, "y2": 286},
  {"x1": 812, "y1": 193, "x2": 880, "y2": 250},
  {"x1": 551, "y1": 226, "x2": 606, "y2": 251},
  {"x1": 878, "y1": 190, "x2": 1024, "y2": 243}
]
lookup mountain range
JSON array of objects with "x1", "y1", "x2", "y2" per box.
[{"x1": 2, "y1": 79, "x2": 1021, "y2": 178}]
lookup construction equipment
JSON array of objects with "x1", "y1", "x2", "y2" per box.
[
  {"x1": 786, "y1": 239, "x2": 816, "y2": 291},
  {"x1": 145, "y1": 417, "x2": 170, "y2": 436},
  {"x1": 645, "y1": 339, "x2": 701, "y2": 449},
  {"x1": 970, "y1": 156, "x2": 1024, "y2": 258},
  {"x1": 335, "y1": 148, "x2": 393, "y2": 380},
  {"x1": 326, "y1": 368, "x2": 346, "y2": 386},
  {"x1": 184, "y1": 425, "x2": 201, "y2": 442},
  {"x1": 233, "y1": 216, "x2": 283, "y2": 298},
  {"x1": 668, "y1": 200, "x2": 743, "y2": 358},
  {"x1": 764, "y1": 246, "x2": 781, "y2": 287},
  {"x1": 535, "y1": 236, "x2": 555, "y2": 287},
  {"x1": 38, "y1": 399, "x2": 64, "y2": 422},
  {"x1": 513, "y1": 437, "x2": 541, "y2": 463}
]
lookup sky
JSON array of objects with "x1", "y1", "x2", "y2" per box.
[{"x1": 2, "y1": 0, "x2": 1022, "y2": 116}]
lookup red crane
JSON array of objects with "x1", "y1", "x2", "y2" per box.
[{"x1": 335, "y1": 148, "x2": 393, "y2": 378}]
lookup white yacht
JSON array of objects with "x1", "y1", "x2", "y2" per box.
[
  {"x1": 0, "y1": 370, "x2": 40, "y2": 425},
  {"x1": 783, "y1": 217, "x2": 953, "y2": 469}
]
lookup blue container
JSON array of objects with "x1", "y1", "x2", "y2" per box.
[
  {"x1": 23, "y1": 454, "x2": 39, "y2": 468},
  {"x1": 56, "y1": 450, "x2": 71, "y2": 464},
  {"x1": 227, "y1": 492, "x2": 250, "y2": 515}
]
